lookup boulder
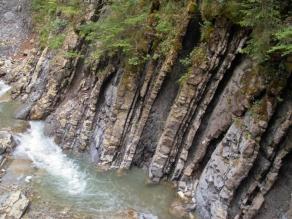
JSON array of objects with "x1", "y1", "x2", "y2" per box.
[
  {"x1": 117, "y1": 209, "x2": 158, "y2": 219},
  {"x1": 0, "y1": 190, "x2": 30, "y2": 219},
  {"x1": 0, "y1": 131, "x2": 16, "y2": 154},
  {"x1": 15, "y1": 103, "x2": 34, "y2": 120},
  {"x1": 169, "y1": 200, "x2": 189, "y2": 218}
]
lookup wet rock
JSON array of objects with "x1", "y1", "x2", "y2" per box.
[
  {"x1": 0, "y1": 155, "x2": 5, "y2": 165},
  {"x1": 137, "y1": 212, "x2": 158, "y2": 219},
  {"x1": 119, "y1": 209, "x2": 158, "y2": 219},
  {"x1": 0, "y1": 131, "x2": 16, "y2": 154},
  {"x1": 169, "y1": 200, "x2": 189, "y2": 218},
  {"x1": 3, "y1": 12, "x2": 15, "y2": 22},
  {"x1": 15, "y1": 103, "x2": 33, "y2": 120},
  {"x1": 0, "y1": 190, "x2": 30, "y2": 219}
]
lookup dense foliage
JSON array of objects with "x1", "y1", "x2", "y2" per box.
[
  {"x1": 31, "y1": 0, "x2": 83, "y2": 49},
  {"x1": 201, "y1": 0, "x2": 291, "y2": 62},
  {"x1": 78, "y1": 0, "x2": 189, "y2": 65},
  {"x1": 31, "y1": 0, "x2": 291, "y2": 74},
  {"x1": 238, "y1": 0, "x2": 291, "y2": 62},
  {"x1": 78, "y1": 0, "x2": 150, "y2": 64}
]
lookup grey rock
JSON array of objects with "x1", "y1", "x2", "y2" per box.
[
  {"x1": 0, "y1": 190, "x2": 29, "y2": 219},
  {"x1": 14, "y1": 103, "x2": 33, "y2": 120},
  {"x1": 138, "y1": 212, "x2": 158, "y2": 219},
  {"x1": 3, "y1": 12, "x2": 15, "y2": 22},
  {"x1": 0, "y1": 131, "x2": 16, "y2": 154}
]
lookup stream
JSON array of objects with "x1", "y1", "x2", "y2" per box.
[{"x1": 0, "y1": 80, "x2": 178, "y2": 219}]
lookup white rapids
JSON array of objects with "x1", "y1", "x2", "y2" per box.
[
  {"x1": 1, "y1": 81, "x2": 177, "y2": 218},
  {"x1": 14, "y1": 121, "x2": 87, "y2": 195}
]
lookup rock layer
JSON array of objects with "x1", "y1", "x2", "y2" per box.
[{"x1": 1, "y1": 2, "x2": 291, "y2": 219}]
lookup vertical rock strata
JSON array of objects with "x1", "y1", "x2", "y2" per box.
[
  {"x1": 149, "y1": 18, "x2": 247, "y2": 183},
  {"x1": 2, "y1": 1, "x2": 291, "y2": 219}
]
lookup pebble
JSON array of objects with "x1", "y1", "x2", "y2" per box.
[
  {"x1": 177, "y1": 191, "x2": 188, "y2": 200},
  {"x1": 25, "y1": 175, "x2": 32, "y2": 183},
  {"x1": 23, "y1": 50, "x2": 29, "y2": 56}
]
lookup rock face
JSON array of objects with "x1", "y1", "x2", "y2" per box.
[
  {"x1": 1, "y1": 1, "x2": 291, "y2": 219},
  {"x1": 0, "y1": 191, "x2": 30, "y2": 219},
  {"x1": 0, "y1": 0, "x2": 31, "y2": 57}
]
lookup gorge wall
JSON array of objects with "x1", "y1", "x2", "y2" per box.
[{"x1": 0, "y1": 0, "x2": 291, "y2": 219}]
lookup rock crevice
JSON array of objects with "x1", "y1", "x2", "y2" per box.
[{"x1": 2, "y1": 2, "x2": 291, "y2": 219}]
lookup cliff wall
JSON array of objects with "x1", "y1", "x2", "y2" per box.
[{"x1": 1, "y1": 1, "x2": 291, "y2": 218}]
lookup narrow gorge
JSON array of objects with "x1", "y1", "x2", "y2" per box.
[{"x1": 0, "y1": 0, "x2": 291, "y2": 219}]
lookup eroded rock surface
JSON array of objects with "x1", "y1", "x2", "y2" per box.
[
  {"x1": 0, "y1": 0, "x2": 31, "y2": 58},
  {"x1": 0, "y1": 190, "x2": 29, "y2": 219},
  {"x1": 1, "y1": 1, "x2": 291, "y2": 219},
  {"x1": 0, "y1": 131, "x2": 16, "y2": 155}
]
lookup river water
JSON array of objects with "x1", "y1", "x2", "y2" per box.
[{"x1": 0, "y1": 80, "x2": 179, "y2": 218}]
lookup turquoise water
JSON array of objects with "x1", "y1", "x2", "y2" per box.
[
  {"x1": 0, "y1": 80, "x2": 179, "y2": 219},
  {"x1": 13, "y1": 122, "x2": 177, "y2": 218},
  {"x1": 0, "y1": 82, "x2": 26, "y2": 131}
]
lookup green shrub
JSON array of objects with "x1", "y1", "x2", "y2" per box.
[
  {"x1": 200, "y1": 20, "x2": 214, "y2": 42},
  {"x1": 268, "y1": 26, "x2": 292, "y2": 57},
  {"x1": 154, "y1": 1, "x2": 188, "y2": 56},
  {"x1": 178, "y1": 45, "x2": 207, "y2": 85},
  {"x1": 79, "y1": 0, "x2": 150, "y2": 62},
  {"x1": 65, "y1": 50, "x2": 82, "y2": 59},
  {"x1": 52, "y1": 18, "x2": 68, "y2": 33},
  {"x1": 48, "y1": 35, "x2": 65, "y2": 49},
  {"x1": 78, "y1": 0, "x2": 191, "y2": 65},
  {"x1": 180, "y1": 56, "x2": 192, "y2": 67},
  {"x1": 238, "y1": 0, "x2": 281, "y2": 62},
  {"x1": 200, "y1": 0, "x2": 291, "y2": 67},
  {"x1": 31, "y1": 0, "x2": 83, "y2": 49}
]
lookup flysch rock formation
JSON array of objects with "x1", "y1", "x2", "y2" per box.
[{"x1": 0, "y1": 1, "x2": 291, "y2": 219}]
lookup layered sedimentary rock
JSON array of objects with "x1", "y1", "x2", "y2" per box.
[{"x1": 1, "y1": 1, "x2": 291, "y2": 219}]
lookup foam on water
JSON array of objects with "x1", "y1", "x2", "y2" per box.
[
  {"x1": 1, "y1": 80, "x2": 178, "y2": 218},
  {"x1": 14, "y1": 121, "x2": 87, "y2": 195},
  {"x1": 0, "y1": 80, "x2": 11, "y2": 97}
]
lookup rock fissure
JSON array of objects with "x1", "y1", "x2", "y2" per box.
[{"x1": 1, "y1": 1, "x2": 291, "y2": 219}]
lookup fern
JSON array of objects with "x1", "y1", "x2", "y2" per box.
[
  {"x1": 268, "y1": 26, "x2": 292, "y2": 56},
  {"x1": 48, "y1": 35, "x2": 65, "y2": 49}
]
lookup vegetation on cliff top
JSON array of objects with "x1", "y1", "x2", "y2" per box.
[
  {"x1": 178, "y1": 0, "x2": 291, "y2": 85},
  {"x1": 31, "y1": 0, "x2": 291, "y2": 76},
  {"x1": 202, "y1": 0, "x2": 291, "y2": 61},
  {"x1": 31, "y1": 0, "x2": 84, "y2": 49},
  {"x1": 78, "y1": 0, "x2": 151, "y2": 65},
  {"x1": 78, "y1": 0, "x2": 190, "y2": 65}
]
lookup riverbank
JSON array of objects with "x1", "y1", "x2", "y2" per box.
[{"x1": 0, "y1": 80, "x2": 189, "y2": 218}]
